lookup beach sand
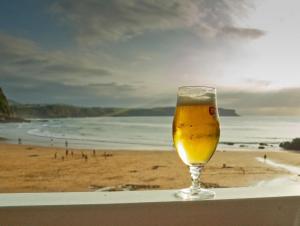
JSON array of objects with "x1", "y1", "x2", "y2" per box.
[{"x1": 0, "y1": 143, "x2": 300, "y2": 193}]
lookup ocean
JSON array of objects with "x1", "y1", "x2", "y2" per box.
[{"x1": 0, "y1": 116, "x2": 300, "y2": 151}]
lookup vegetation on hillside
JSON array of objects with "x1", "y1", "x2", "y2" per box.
[
  {"x1": 11, "y1": 104, "x2": 239, "y2": 118},
  {"x1": 280, "y1": 138, "x2": 300, "y2": 151}
]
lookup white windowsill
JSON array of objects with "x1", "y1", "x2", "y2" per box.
[
  {"x1": 0, "y1": 185, "x2": 300, "y2": 207},
  {"x1": 1, "y1": 185, "x2": 300, "y2": 226}
]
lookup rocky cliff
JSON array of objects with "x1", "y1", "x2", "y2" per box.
[
  {"x1": 0, "y1": 88, "x2": 28, "y2": 122},
  {"x1": 0, "y1": 88, "x2": 12, "y2": 118}
]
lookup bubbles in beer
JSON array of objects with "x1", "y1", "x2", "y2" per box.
[{"x1": 173, "y1": 104, "x2": 220, "y2": 165}]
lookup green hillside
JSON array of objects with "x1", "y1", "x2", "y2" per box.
[{"x1": 11, "y1": 104, "x2": 239, "y2": 118}]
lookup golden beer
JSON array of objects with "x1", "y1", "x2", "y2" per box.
[
  {"x1": 173, "y1": 86, "x2": 220, "y2": 200},
  {"x1": 173, "y1": 104, "x2": 220, "y2": 165}
]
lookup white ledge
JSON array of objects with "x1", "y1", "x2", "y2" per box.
[
  {"x1": 1, "y1": 185, "x2": 300, "y2": 207},
  {"x1": 1, "y1": 186, "x2": 300, "y2": 226}
]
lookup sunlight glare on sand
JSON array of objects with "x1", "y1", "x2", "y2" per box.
[
  {"x1": 256, "y1": 157, "x2": 300, "y2": 174},
  {"x1": 255, "y1": 157, "x2": 300, "y2": 187}
]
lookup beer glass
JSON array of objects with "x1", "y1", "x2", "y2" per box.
[{"x1": 172, "y1": 86, "x2": 220, "y2": 200}]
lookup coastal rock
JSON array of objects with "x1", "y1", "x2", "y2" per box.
[
  {"x1": 223, "y1": 142, "x2": 235, "y2": 146},
  {"x1": 0, "y1": 87, "x2": 29, "y2": 123},
  {"x1": 259, "y1": 143, "x2": 268, "y2": 146},
  {"x1": 0, "y1": 87, "x2": 11, "y2": 118},
  {"x1": 280, "y1": 138, "x2": 300, "y2": 151},
  {"x1": 218, "y1": 108, "x2": 239, "y2": 116}
]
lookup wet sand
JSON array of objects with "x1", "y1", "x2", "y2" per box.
[{"x1": 0, "y1": 143, "x2": 300, "y2": 192}]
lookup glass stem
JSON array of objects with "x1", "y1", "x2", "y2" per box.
[{"x1": 189, "y1": 165, "x2": 203, "y2": 192}]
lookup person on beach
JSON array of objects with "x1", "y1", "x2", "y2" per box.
[
  {"x1": 93, "y1": 149, "x2": 96, "y2": 157},
  {"x1": 18, "y1": 138, "x2": 22, "y2": 145},
  {"x1": 54, "y1": 152, "x2": 57, "y2": 159},
  {"x1": 264, "y1": 153, "x2": 267, "y2": 162},
  {"x1": 65, "y1": 140, "x2": 68, "y2": 149}
]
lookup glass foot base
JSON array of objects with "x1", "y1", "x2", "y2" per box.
[{"x1": 175, "y1": 188, "x2": 215, "y2": 200}]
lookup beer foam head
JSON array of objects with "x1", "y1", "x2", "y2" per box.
[{"x1": 177, "y1": 86, "x2": 216, "y2": 105}]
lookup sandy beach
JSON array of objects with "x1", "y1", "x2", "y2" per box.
[{"x1": 0, "y1": 142, "x2": 300, "y2": 193}]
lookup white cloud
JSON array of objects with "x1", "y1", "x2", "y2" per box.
[
  {"x1": 0, "y1": 32, "x2": 111, "y2": 85},
  {"x1": 51, "y1": 0, "x2": 264, "y2": 44},
  {"x1": 219, "y1": 87, "x2": 300, "y2": 115}
]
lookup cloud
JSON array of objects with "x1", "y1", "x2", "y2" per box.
[
  {"x1": 51, "y1": 0, "x2": 264, "y2": 44},
  {"x1": 88, "y1": 82, "x2": 134, "y2": 90},
  {"x1": 0, "y1": 32, "x2": 147, "y2": 106},
  {"x1": 43, "y1": 64, "x2": 111, "y2": 76},
  {"x1": 1, "y1": 74, "x2": 142, "y2": 106},
  {"x1": 244, "y1": 79, "x2": 272, "y2": 87},
  {"x1": 0, "y1": 32, "x2": 111, "y2": 85},
  {"x1": 0, "y1": 2, "x2": 281, "y2": 112},
  {"x1": 220, "y1": 26, "x2": 265, "y2": 39},
  {"x1": 87, "y1": 82, "x2": 137, "y2": 97},
  {"x1": 0, "y1": 32, "x2": 47, "y2": 65},
  {"x1": 14, "y1": 58, "x2": 49, "y2": 66},
  {"x1": 219, "y1": 87, "x2": 300, "y2": 115}
]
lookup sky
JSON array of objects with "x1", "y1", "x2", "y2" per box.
[{"x1": 0, "y1": 0, "x2": 300, "y2": 115}]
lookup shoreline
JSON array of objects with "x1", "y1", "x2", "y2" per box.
[
  {"x1": 0, "y1": 135, "x2": 286, "y2": 155},
  {"x1": 0, "y1": 135, "x2": 283, "y2": 152},
  {"x1": 1, "y1": 142, "x2": 300, "y2": 193}
]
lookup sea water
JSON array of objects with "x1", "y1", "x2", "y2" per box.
[{"x1": 0, "y1": 116, "x2": 300, "y2": 150}]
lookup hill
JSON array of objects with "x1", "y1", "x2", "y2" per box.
[{"x1": 11, "y1": 104, "x2": 239, "y2": 118}]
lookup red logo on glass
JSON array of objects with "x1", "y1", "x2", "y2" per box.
[{"x1": 209, "y1": 106, "x2": 216, "y2": 116}]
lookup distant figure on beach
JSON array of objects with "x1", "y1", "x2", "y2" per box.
[
  {"x1": 71, "y1": 151, "x2": 74, "y2": 157},
  {"x1": 93, "y1": 149, "x2": 96, "y2": 157},
  {"x1": 18, "y1": 138, "x2": 22, "y2": 145},
  {"x1": 264, "y1": 153, "x2": 267, "y2": 162},
  {"x1": 65, "y1": 140, "x2": 68, "y2": 149},
  {"x1": 54, "y1": 152, "x2": 57, "y2": 159},
  {"x1": 84, "y1": 155, "x2": 88, "y2": 162},
  {"x1": 102, "y1": 152, "x2": 113, "y2": 159}
]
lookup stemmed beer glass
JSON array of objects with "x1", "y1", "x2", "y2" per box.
[{"x1": 172, "y1": 86, "x2": 220, "y2": 200}]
